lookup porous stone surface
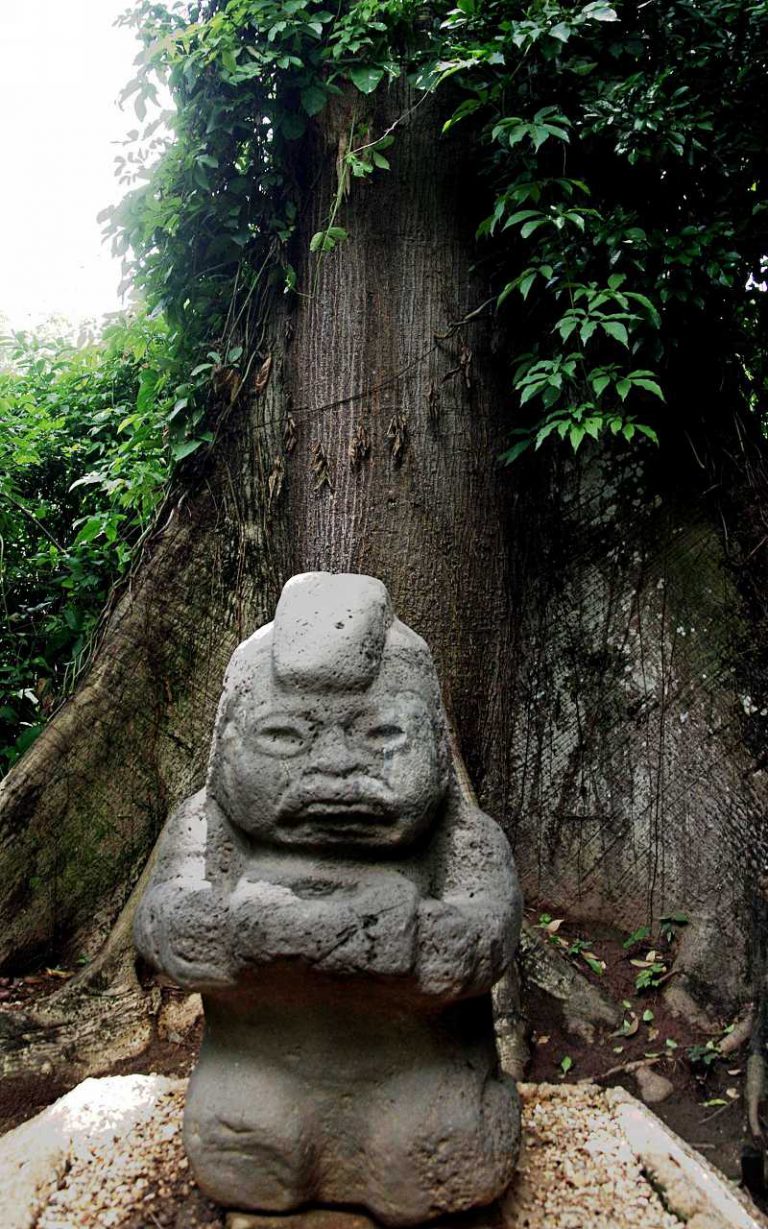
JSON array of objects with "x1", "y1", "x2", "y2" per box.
[{"x1": 134, "y1": 573, "x2": 523, "y2": 1226}]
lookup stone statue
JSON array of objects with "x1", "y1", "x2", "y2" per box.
[{"x1": 134, "y1": 572, "x2": 522, "y2": 1226}]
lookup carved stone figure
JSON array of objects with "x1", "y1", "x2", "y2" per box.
[{"x1": 134, "y1": 572, "x2": 522, "y2": 1226}]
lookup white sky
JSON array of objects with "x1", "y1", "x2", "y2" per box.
[{"x1": 0, "y1": 1, "x2": 150, "y2": 332}]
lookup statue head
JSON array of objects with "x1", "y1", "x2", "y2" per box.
[{"x1": 207, "y1": 573, "x2": 451, "y2": 855}]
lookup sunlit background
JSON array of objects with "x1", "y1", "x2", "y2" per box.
[{"x1": 0, "y1": 1, "x2": 147, "y2": 332}]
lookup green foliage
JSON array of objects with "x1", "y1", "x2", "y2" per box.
[
  {"x1": 437, "y1": 0, "x2": 768, "y2": 455},
  {"x1": 688, "y1": 1039, "x2": 721, "y2": 1067},
  {"x1": 103, "y1": 0, "x2": 768, "y2": 462},
  {"x1": 0, "y1": 316, "x2": 177, "y2": 768}
]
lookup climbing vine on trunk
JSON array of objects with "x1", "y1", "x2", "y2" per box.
[{"x1": 107, "y1": 0, "x2": 768, "y2": 458}]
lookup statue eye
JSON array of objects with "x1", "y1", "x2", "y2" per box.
[
  {"x1": 253, "y1": 722, "x2": 310, "y2": 756},
  {"x1": 366, "y1": 723, "x2": 406, "y2": 746}
]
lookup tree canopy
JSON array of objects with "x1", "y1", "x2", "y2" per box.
[{"x1": 108, "y1": 0, "x2": 768, "y2": 456}]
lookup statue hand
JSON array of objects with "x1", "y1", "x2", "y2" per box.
[
  {"x1": 416, "y1": 897, "x2": 508, "y2": 998},
  {"x1": 228, "y1": 871, "x2": 418, "y2": 976},
  {"x1": 135, "y1": 880, "x2": 235, "y2": 991}
]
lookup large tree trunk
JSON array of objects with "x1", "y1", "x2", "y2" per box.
[
  {"x1": 0, "y1": 78, "x2": 766, "y2": 1043},
  {"x1": 0, "y1": 81, "x2": 520, "y2": 973}
]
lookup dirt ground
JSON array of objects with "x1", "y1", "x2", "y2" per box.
[{"x1": 523, "y1": 906, "x2": 751, "y2": 1186}]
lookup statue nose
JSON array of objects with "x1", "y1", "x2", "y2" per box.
[{"x1": 310, "y1": 726, "x2": 364, "y2": 776}]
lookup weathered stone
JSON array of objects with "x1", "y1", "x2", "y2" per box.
[
  {"x1": 633, "y1": 1065, "x2": 674, "y2": 1105},
  {"x1": 134, "y1": 573, "x2": 522, "y2": 1226}
]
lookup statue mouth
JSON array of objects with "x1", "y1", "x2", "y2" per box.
[
  {"x1": 286, "y1": 799, "x2": 393, "y2": 825},
  {"x1": 278, "y1": 777, "x2": 395, "y2": 827}
]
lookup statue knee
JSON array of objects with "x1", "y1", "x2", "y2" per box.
[
  {"x1": 360, "y1": 1069, "x2": 519, "y2": 1226},
  {"x1": 183, "y1": 1060, "x2": 318, "y2": 1211}
]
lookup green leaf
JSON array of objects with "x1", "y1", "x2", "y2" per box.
[
  {"x1": 300, "y1": 85, "x2": 327, "y2": 116},
  {"x1": 581, "y1": 320, "x2": 598, "y2": 344},
  {"x1": 582, "y1": 1, "x2": 619, "y2": 20},
  {"x1": 500, "y1": 439, "x2": 532, "y2": 464},
  {"x1": 603, "y1": 321, "x2": 629, "y2": 346},
  {"x1": 442, "y1": 98, "x2": 482, "y2": 132},
  {"x1": 15, "y1": 724, "x2": 45, "y2": 755},
  {"x1": 519, "y1": 271, "x2": 537, "y2": 300},
  {"x1": 569, "y1": 425, "x2": 586, "y2": 451},
  {"x1": 497, "y1": 282, "x2": 516, "y2": 307},
  {"x1": 632, "y1": 378, "x2": 665, "y2": 400},
  {"x1": 559, "y1": 1055, "x2": 574, "y2": 1075},
  {"x1": 534, "y1": 420, "x2": 560, "y2": 447},
  {"x1": 349, "y1": 65, "x2": 385, "y2": 94},
  {"x1": 69, "y1": 472, "x2": 104, "y2": 492},
  {"x1": 549, "y1": 22, "x2": 571, "y2": 42},
  {"x1": 623, "y1": 924, "x2": 651, "y2": 949},
  {"x1": 74, "y1": 516, "x2": 106, "y2": 546},
  {"x1": 171, "y1": 437, "x2": 205, "y2": 461},
  {"x1": 521, "y1": 218, "x2": 548, "y2": 239}
]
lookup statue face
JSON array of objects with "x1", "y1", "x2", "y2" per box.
[{"x1": 212, "y1": 681, "x2": 448, "y2": 854}]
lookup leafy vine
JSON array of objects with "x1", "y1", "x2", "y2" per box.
[{"x1": 105, "y1": 0, "x2": 768, "y2": 460}]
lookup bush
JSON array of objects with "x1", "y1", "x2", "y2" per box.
[{"x1": 0, "y1": 314, "x2": 175, "y2": 769}]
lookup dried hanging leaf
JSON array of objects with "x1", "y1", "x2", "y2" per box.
[
  {"x1": 348, "y1": 423, "x2": 371, "y2": 468},
  {"x1": 267, "y1": 455, "x2": 284, "y2": 504},
  {"x1": 544, "y1": 918, "x2": 564, "y2": 934},
  {"x1": 213, "y1": 364, "x2": 242, "y2": 404},
  {"x1": 253, "y1": 353, "x2": 273, "y2": 395},
  {"x1": 459, "y1": 341, "x2": 473, "y2": 390},
  {"x1": 283, "y1": 413, "x2": 298, "y2": 455},
  {"x1": 427, "y1": 379, "x2": 441, "y2": 424},
  {"x1": 387, "y1": 413, "x2": 408, "y2": 465},
  {"x1": 311, "y1": 441, "x2": 333, "y2": 492}
]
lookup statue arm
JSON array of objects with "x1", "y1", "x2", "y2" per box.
[
  {"x1": 133, "y1": 790, "x2": 235, "y2": 991},
  {"x1": 227, "y1": 862, "x2": 419, "y2": 977},
  {"x1": 416, "y1": 808, "x2": 521, "y2": 998}
]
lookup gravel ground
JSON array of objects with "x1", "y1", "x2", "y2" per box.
[
  {"x1": 10, "y1": 1078, "x2": 764, "y2": 1228},
  {"x1": 33, "y1": 1085, "x2": 222, "y2": 1229},
  {"x1": 504, "y1": 1084, "x2": 681, "y2": 1229}
]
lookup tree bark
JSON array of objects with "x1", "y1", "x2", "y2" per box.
[{"x1": 0, "y1": 77, "x2": 766, "y2": 1035}]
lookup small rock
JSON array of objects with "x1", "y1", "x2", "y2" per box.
[{"x1": 634, "y1": 1065, "x2": 674, "y2": 1105}]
